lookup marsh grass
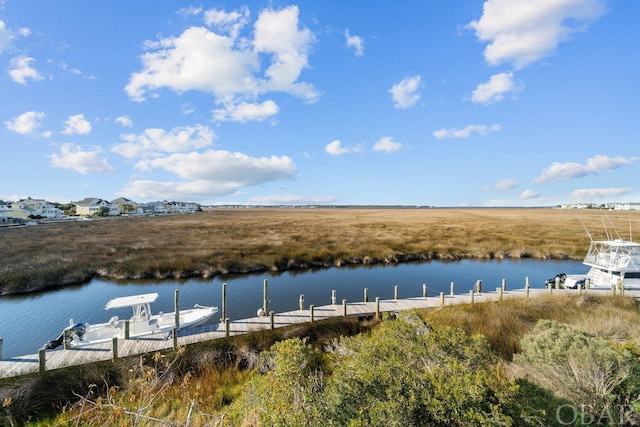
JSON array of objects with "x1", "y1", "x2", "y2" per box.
[
  {"x1": 3, "y1": 208, "x2": 638, "y2": 294},
  {"x1": 422, "y1": 294, "x2": 640, "y2": 361}
]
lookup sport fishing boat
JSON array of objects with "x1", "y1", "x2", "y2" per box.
[
  {"x1": 545, "y1": 238, "x2": 640, "y2": 290},
  {"x1": 43, "y1": 293, "x2": 218, "y2": 349}
]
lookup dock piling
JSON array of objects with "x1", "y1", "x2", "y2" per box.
[
  {"x1": 440, "y1": 292, "x2": 445, "y2": 307},
  {"x1": 376, "y1": 297, "x2": 380, "y2": 319},
  {"x1": 222, "y1": 283, "x2": 227, "y2": 322},
  {"x1": 38, "y1": 348, "x2": 46, "y2": 375},
  {"x1": 310, "y1": 305, "x2": 315, "y2": 323},
  {"x1": 502, "y1": 278, "x2": 507, "y2": 292},
  {"x1": 270, "y1": 311, "x2": 275, "y2": 330},
  {"x1": 422, "y1": 283, "x2": 427, "y2": 298},
  {"x1": 342, "y1": 299, "x2": 347, "y2": 317},
  {"x1": 498, "y1": 287, "x2": 503, "y2": 301},
  {"x1": 225, "y1": 318, "x2": 230, "y2": 338},
  {"x1": 0, "y1": 337, "x2": 3, "y2": 360},
  {"x1": 112, "y1": 337, "x2": 118, "y2": 361},
  {"x1": 364, "y1": 288, "x2": 369, "y2": 303},
  {"x1": 263, "y1": 279, "x2": 269, "y2": 314},
  {"x1": 470, "y1": 290, "x2": 474, "y2": 305},
  {"x1": 299, "y1": 294, "x2": 304, "y2": 311},
  {"x1": 394, "y1": 285, "x2": 399, "y2": 300},
  {"x1": 173, "y1": 328, "x2": 178, "y2": 351},
  {"x1": 331, "y1": 290, "x2": 337, "y2": 305},
  {"x1": 450, "y1": 282, "x2": 455, "y2": 296},
  {"x1": 174, "y1": 289, "x2": 180, "y2": 330}
]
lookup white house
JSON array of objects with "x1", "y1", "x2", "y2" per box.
[
  {"x1": 12, "y1": 198, "x2": 63, "y2": 219},
  {"x1": 75, "y1": 197, "x2": 120, "y2": 216}
]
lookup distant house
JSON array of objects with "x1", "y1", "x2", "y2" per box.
[
  {"x1": 75, "y1": 197, "x2": 120, "y2": 216},
  {"x1": 12, "y1": 197, "x2": 63, "y2": 219},
  {"x1": 0, "y1": 201, "x2": 11, "y2": 223}
]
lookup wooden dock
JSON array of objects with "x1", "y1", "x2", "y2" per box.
[{"x1": 1, "y1": 286, "x2": 638, "y2": 380}]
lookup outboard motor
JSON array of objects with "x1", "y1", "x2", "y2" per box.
[{"x1": 43, "y1": 323, "x2": 86, "y2": 350}]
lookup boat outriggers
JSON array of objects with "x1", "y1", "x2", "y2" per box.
[
  {"x1": 545, "y1": 219, "x2": 640, "y2": 290},
  {"x1": 44, "y1": 293, "x2": 218, "y2": 350}
]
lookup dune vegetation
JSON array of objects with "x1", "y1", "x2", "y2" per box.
[
  {"x1": 2, "y1": 294, "x2": 639, "y2": 426},
  {"x1": 2, "y1": 207, "x2": 639, "y2": 295}
]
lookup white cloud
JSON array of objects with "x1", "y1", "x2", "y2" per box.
[
  {"x1": 0, "y1": 20, "x2": 29, "y2": 54},
  {"x1": 571, "y1": 187, "x2": 633, "y2": 200},
  {"x1": 48, "y1": 143, "x2": 114, "y2": 174},
  {"x1": 177, "y1": 5, "x2": 203, "y2": 18},
  {"x1": 345, "y1": 29, "x2": 364, "y2": 57},
  {"x1": 468, "y1": 0, "x2": 607, "y2": 69},
  {"x1": 8, "y1": 56, "x2": 43, "y2": 85},
  {"x1": 471, "y1": 72, "x2": 522, "y2": 104},
  {"x1": 520, "y1": 189, "x2": 539, "y2": 200},
  {"x1": 535, "y1": 155, "x2": 640, "y2": 184},
  {"x1": 492, "y1": 178, "x2": 517, "y2": 191},
  {"x1": 125, "y1": 5, "x2": 318, "y2": 122},
  {"x1": 212, "y1": 100, "x2": 279, "y2": 122},
  {"x1": 325, "y1": 140, "x2": 349, "y2": 156},
  {"x1": 373, "y1": 136, "x2": 402, "y2": 152},
  {"x1": 433, "y1": 124, "x2": 500, "y2": 139},
  {"x1": 5, "y1": 111, "x2": 46, "y2": 135},
  {"x1": 204, "y1": 6, "x2": 250, "y2": 40},
  {"x1": 112, "y1": 125, "x2": 215, "y2": 159},
  {"x1": 251, "y1": 194, "x2": 339, "y2": 205},
  {"x1": 120, "y1": 149, "x2": 296, "y2": 199},
  {"x1": 325, "y1": 139, "x2": 363, "y2": 156},
  {"x1": 62, "y1": 114, "x2": 92, "y2": 135},
  {"x1": 115, "y1": 115, "x2": 134, "y2": 128},
  {"x1": 389, "y1": 75, "x2": 422, "y2": 109}
]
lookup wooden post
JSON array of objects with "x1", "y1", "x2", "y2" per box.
[
  {"x1": 299, "y1": 294, "x2": 304, "y2": 311},
  {"x1": 477, "y1": 279, "x2": 482, "y2": 294},
  {"x1": 440, "y1": 292, "x2": 445, "y2": 307},
  {"x1": 331, "y1": 290, "x2": 337, "y2": 305},
  {"x1": 555, "y1": 276, "x2": 560, "y2": 290},
  {"x1": 270, "y1": 311, "x2": 275, "y2": 330},
  {"x1": 526, "y1": 285, "x2": 530, "y2": 298},
  {"x1": 450, "y1": 282, "x2": 455, "y2": 296},
  {"x1": 0, "y1": 336, "x2": 3, "y2": 360},
  {"x1": 39, "y1": 348, "x2": 46, "y2": 375},
  {"x1": 470, "y1": 289, "x2": 474, "y2": 305},
  {"x1": 225, "y1": 318, "x2": 230, "y2": 338},
  {"x1": 363, "y1": 288, "x2": 369, "y2": 303},
  {"x1": 502, "y1": 278, "x2": 507, "y2": 292},
  {"x1": 263, "y1": 279, "x2": 269, "y2": 314},
  {"x1": 422, "y1": 283, "x2": 427, "y2": 298},
  {"x1": 394, "y1": 285, "x2": 399, "y2": 300},
  {"x1": 112, "y1": 337, "x2": 118, "y2": 361},
  {"x1": 578, "y1": 281, "x2": 583, "y2": 295},
  {"x1": 525, "y1": 276, "x2": 530, "y2": 289},
  {"x1": 310, "y1": 305, "x2": 315, "y2": 323},
  {"x1": 174, "y1": 289, "x2": 180, "y2": 330},
  {"x1": 63, "y1": 328, "x2": 70, "y2": 350},
  {"x1": 586, "y1": 278, "x2": 591, "y2": 289},
  {"x1": 222, "y1": 283, "x2": 227, "y2": 322},
  {"x1": 375, "y1": 297, "x2": 380, "y2": 319},
  {"x1": 173, "y1": 328, "x2": 178, "y2": 351},
  {"x1": 548, "y1": 283, "x2": 553, "y2": 294},
  {"x1": 621, "y1": 283, "x2": 625, "y2": 296},
  {"x1": 124, "y1": 320, "x2": 130, "y2": 340},
  {"x1": 611, "y1": 283, "x2": 616, "y2": 296},
  {"x1": 498, "y1": 287, "x2": 503, "y2": 301},
  {"x1": 342, "y1": 299, "x2": 347, "y2": 317}
]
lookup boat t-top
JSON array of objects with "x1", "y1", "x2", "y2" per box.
[
  {"x1": 546, "y1": 218, "x2": 640, "y2": 290},
  {"x1": 44, "y1": 293, "x2": 218, "y2": 350}
]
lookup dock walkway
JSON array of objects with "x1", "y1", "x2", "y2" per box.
[{"x1": 1, "y1": 287, "x2": 637, "y2": 380}]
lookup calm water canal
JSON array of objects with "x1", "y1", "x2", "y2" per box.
[{"x1": 0, "y1": 258, "x2": 581, "y2": 359}]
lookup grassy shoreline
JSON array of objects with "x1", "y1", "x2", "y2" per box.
[{"x1": 2, "y1": 208, "x2": 638, "y2": 295}]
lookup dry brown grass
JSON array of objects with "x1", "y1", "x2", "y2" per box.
[{"x1": 2, "y1": 208, "x2": 638, "y2": 294}]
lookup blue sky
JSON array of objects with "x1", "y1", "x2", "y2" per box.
[{"x1": 1, "y1": 0, "x2": 638, "y2": 207}]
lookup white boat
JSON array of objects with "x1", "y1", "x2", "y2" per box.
[
  {"x1": 44, "y1": 293, "x2": 218, "y2": 349},
  {"x1": 546, "y1": 238, "x2": 640, "y2": 290}
]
